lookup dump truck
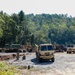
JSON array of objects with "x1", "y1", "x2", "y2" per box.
[
  {"x1": 67, "y1": 44, "x2": 75, "y2": 54},
  {"x1": 36, "y1": 44, "x2": 55, "y2": 62}
]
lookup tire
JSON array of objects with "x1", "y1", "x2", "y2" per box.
[
  {"x1": 37, "y1": 57, "x2": 41, "y2": 62},
  {"x1": 51, "y1": 57, "x2": 55, "y2": 62},
  {"x1": 69, "y1": 52, "x2": 71, "y2": 54},
  {"x1": 67, "y1": 51, "x2": 68, "y2": 54},
  {"x1": 36, "y1": 53, "x2": 41, "y2": 62}
]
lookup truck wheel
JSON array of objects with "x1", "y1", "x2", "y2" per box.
[
  {"x1": 67, "y1": 51, "x2": 68, "y2": 54},
  {"x1": 69, "y1": 52, "x2": 71, "y2": 54},
  {"x1": 37, "y1": 57, "x2": 41, "y2": 62},
  {"x1": 51, "y1": 57, "x2": 54, "y2": 62}
]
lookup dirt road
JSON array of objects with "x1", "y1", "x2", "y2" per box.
[{"x1": 6, "y1": 52, "x2": 75, "y2": 75}]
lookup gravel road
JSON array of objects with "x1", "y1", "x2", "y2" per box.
[{"x1": 6, "y1": 52, "x2": 75, "y2": 75}]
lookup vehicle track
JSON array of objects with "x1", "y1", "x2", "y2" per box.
[{"x1": 6, "y1": 52, "x2": 75, "y2": 75}]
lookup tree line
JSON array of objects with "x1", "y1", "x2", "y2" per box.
[
  {"x1": 0, "y1": 10, "x2": 75, "y2": 47},
  {"x1": 0, "y1": 10, "x2": 32, "y2": 47},
  {"x1": 26, "y1": 14, "x2": 75, "y2": 45}
]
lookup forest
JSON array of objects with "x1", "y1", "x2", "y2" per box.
[{"x1": 0, "y1": 10, "x2": 75, "y2": 47}]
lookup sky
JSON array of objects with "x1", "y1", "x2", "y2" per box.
[{"x1": 0, "y1": 0, "x2": 75, "y2": 17}]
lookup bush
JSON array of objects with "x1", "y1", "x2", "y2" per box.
[{"x1": 0, "y1": 62, "x2": 20, "y2": 75}]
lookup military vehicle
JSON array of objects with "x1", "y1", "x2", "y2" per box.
[
  {"x1": 5, "y1": 44, "x2": 22, "y2": 52},
  {"x1": 66, "y1": 44, "x2": 75, "y2": 54},
  {"x1": 36, "y1": 44, "x2": 55, "y2": 62},
  {"x1": 55, "y1": 45, "x2": 66, "y2": 52}
]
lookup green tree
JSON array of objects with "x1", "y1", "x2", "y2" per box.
[{"x1": 18, "y1": 10, "x2": 25, "y2": 23}]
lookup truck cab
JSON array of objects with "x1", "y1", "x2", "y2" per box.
[
  {"x1": 66, "y1": 44, "x2": 75, "y2": 54},
  {"x1": 36, "y1": 44, "x2": 55, "y2": 62}
]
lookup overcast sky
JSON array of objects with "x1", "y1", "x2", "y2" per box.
[{"x1": 0, "y1": 0, "x2": 75, "y2": 17}]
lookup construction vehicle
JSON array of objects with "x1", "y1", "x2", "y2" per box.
[
  {"x1": 66, "y1": 44, "x2": 75, "y2": 54},
  {"x1": 36, "y1": 44, "x2": 55, "y2": 62}
]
